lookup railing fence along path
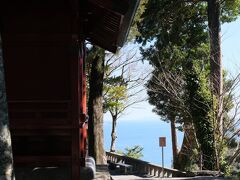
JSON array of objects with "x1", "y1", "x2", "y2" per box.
[{"x1": 106, "y1": 152, "x2": 186, "y2": 178}]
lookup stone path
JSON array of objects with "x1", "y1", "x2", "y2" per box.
[{"x1": 111, "y1": 175, "x2": 228, "y2": 180}]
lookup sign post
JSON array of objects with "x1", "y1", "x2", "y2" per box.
[{"x1": 159, "y1": 137, "x2": 166, "y2": 178}]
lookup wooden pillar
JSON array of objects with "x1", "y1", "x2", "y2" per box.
[{"x1": 71, "y1": 37, "x2": 85, "y2": 180}]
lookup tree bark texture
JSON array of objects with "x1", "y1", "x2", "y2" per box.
[
  {"x1": 87, "y1": 47, "x2": 106, "y2": 164},
  {"x1": 170, "y1": 116, "x2": 178, "y2": 169},
  {"x1": 0, "y1": 34, "x2": 15, "y2": 180},
  {"x1": 207, "y1": 0, "x2": 222, "y2": 170},
  {"x1": 110, "y1": 116, "x2": 117, "y2": 152},
  {"x1": 177, "y1": 122, "x2": 197, "y2": 171},
  {"x1": 207, "y1": 0, "x2": 223, "y2": 135}
]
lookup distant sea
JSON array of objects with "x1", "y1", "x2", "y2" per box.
[{"x1": 104, "y1": 118, "x2": 184, "y2": 168}]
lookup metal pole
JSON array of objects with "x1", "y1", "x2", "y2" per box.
[{"x1": 162, "y1": 146, "x2": 164, "y2": 178}]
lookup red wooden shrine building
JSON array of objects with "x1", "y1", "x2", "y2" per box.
[{"x1": 0, "y1": 0, "x2": 138, "y2": 179}]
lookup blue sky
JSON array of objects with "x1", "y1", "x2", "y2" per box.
[{"x1": 222, "y1": 18, "x2": 240, "y2": 74}]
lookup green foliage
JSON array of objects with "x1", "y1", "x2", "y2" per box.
[
  {"x1": 103, "y1": 48, "x2": 146, "y2": 152},
  {"x1": 127, "y1": 0, "x2": 148, "y2": 41},
  {"x1": 103, "y1": 58, "x2": 129, "y2": 115},
  {"x1": 87, "y1": 46, "x2": 105, "y2": 63},
  {"x1": 123, "y1": 145, "x2": 144, "y2": 159},
  {"x1": 220, "y1": 143, "x2": 231, "y2": 173},
  {"x1": 221, "y1": 0, "x2": 240, "y2": 23},
  {"x1": 137, "y1": 0, "x2": 240, "y2": 171},
  {"x1": 137, "y1": 0, "x2": 221, "y2": 170},
  {"x1": 116, "y1": 150, "x2": 124, "y2": 155},
  {"x1": 103, "y1": 64, "x2": 129, "y2": 152},
  {"x1": 223, "y1": 164, "x2": 233, "y2": 177},
  {"x1": 219, "y1": 72, "x2": 240, "y2": 175},
  {"x1": 139, "y1": 1, "x2": 209, "y2": 127},
  {"x1": 183, "y1": 148, "x2": 201, "y2": 172},
  {"x1": 146, "y1": 39, "x2": 208, "y2": 125},
  {"x1": 137, "y1": 1, "x2": 208, "y2": 46},
  {"x1": 115, "y1": 145, "x2": 144, "y2": 159},
  {"x1": 103, "y1": 79, "x2": 128, "y2": 114},
  {"x1": 185, "y1": 59, "x2": 216, "y2": 170}
]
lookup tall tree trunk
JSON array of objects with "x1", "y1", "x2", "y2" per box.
[
  {"x1": 88, "y1": 47, "x2": 106, "y2": 164},
  {"x1": 0, "y1": 33, "x2": 15, "y2": 180},
  {"x1": 177, "y1": 122, "x2": 198, "y2": 171},
  {"x1": 170, "y1": 115, "x2": 178, "y2": 169},
  {"x1": 207, "y1": 0, "x2": 222, "y2": 170},
  {"x1": 208, "y1": 0, "x2": 223, "y2": 135},
  {"x1": 110, "y1": 115, "x2": 117, "y2": 152}
]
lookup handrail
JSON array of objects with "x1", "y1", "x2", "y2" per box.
[{"x1": 106, "y1": 151, "x2": 186, "y2": 178}]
